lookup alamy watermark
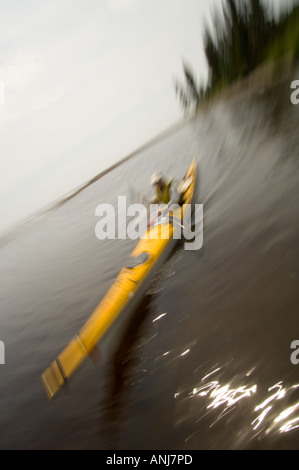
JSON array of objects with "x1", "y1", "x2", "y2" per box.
[
  {"x1": 290, "y1": 340, "x2": 299, "y2": 365},
  {"x1": 0, "y1": 340, "x2": 5, "y2": 365},
  {"x1": 95, "y1": 197, "x2": 203, "y2": 251},
  {"x1": 0, "y1": 80, "x2": 5, "y2": 105},
  {"x1": 290, "y1": 80, "x2": 299, "y2": 105}
]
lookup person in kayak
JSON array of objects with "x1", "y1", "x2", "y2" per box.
[{"x1": 149, "y1": 171, "x2": 173, "y2": 204}]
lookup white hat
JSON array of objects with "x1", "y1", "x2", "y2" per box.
[{"x1": 150, "y1": 171, "x2": 162, "y2": 185}]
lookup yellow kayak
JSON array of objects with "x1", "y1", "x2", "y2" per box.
[{"x1": 41, "y1": 158, "x2": 197, "y2": 399}]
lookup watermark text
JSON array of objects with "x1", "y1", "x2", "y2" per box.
[
  {"x1": 0, "y1": 340, "x2": 5, "y2": 365},
  {"x1": 290, "y1": 80, "x2": 299, "y2": 105},
  {"x1": 95, "y1": 197, "x2": 203, "y2": 251},
  {"x1": 0, "y1": 80, "x2": 5, "y2": 105},
  {"x1": 290, "y1": 340, "x2": 299, "y2": 365}
]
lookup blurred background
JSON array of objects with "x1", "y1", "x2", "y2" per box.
[{"x1": 0, "y1": 0, "x2": 299, "y2": 450}]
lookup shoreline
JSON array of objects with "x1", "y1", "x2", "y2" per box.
[
  {"x1": 51, "y1": 119, "x2": 186, "y2": 209},
  {"x1": 0, "y1": 119, "x2": 187, "y2": 245},
  {"x1": 196, "y1": 55, "x2": 295, "y2": 111}
]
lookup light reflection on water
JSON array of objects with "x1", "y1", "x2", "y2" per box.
[{"x1": 174, "y1": 360, "x2": 299, "y2": 446}]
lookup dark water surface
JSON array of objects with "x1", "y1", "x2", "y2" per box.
[{"x1": 1, "y1": 78, "x2": 299, "y2": 449}]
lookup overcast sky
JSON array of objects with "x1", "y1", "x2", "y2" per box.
[{"x1": 0, "y1": 0, "x2": 293, "y2": 234}]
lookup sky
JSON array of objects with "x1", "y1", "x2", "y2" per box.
[{"x1": 0, "y1": 0, "x2": 294, "y2": 235}]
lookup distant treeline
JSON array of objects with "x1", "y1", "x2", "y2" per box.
[{"x1": 175, "y1": 0, "x2": 299, "y2": 112}]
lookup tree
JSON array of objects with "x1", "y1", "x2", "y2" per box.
[{"x1": 175, "y1": 0, "x2": 299, "y2": 112}]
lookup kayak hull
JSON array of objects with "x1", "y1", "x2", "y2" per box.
[{"x1": 98, "y1": 233, "x2": 178, "y2": 361}]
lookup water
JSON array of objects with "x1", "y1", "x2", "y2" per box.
[{"x1": 1, "y1": 77, "x2": 299, "y2": 449}]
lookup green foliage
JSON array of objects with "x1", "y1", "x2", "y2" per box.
[
  {"x1": 267, "y1": 4, "x2": 299, "y2": 61},
  {"x1": 175, "y1": 0, "x2": 299, "y2": 112}
]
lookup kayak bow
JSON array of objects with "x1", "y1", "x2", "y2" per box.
[{"x1": 41, "y1": 158, "x2": 197, "y2": 399}]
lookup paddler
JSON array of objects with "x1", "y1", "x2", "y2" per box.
[{"x1": 149, "y1": 171, "x2": 173, "y2": 204}]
